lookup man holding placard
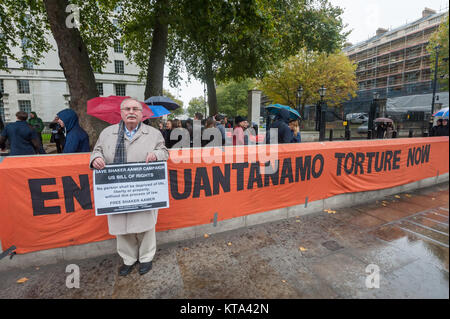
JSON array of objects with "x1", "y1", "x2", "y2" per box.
[{"x1": 90, "y1": 98, "x2": 169, "y2": 276}]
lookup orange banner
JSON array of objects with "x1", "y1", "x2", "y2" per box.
[{"x1": 0, "y1": 137, "x2": 448, "y2": 254}]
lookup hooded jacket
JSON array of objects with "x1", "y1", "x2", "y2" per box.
[
  {"x1": 266, "y1": 108, "x2": 294, "y2": 144},
  {"x1": 27, "y1": 112, "x2": 44, "y2": 133},
  {"x1": 57, "y1": 109, "x2": 90, "y2": 153}
]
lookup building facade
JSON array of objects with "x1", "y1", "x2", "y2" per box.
[
  {"x1": 0, "y1": 35, "x2": 145, "y2": 123},
  {"x1": 343, "y1": 8, "x2": 448, "y2": 114}
]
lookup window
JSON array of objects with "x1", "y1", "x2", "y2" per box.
[
  {"x1": 114, "y1": 83, "x2": 126, "y2": 96},
  {"x1": 0, "y1": 79, "x2": 3, "y2": 93},
  {"x1": 18, "y1": 100, "x2": 31, "y2": 113},
  {"x1": 114, "y1": 40, "x2": 123, "y2": 53},
  {"x1": 17, "y1": 80, "x2": 30, "y2": 94},
  {"x1": 114, "y1": 60, "x2": 124, "y2": 74},
  {"x1": 1, "y1": 56, "x2": 7, "y2": 68},
  {"x1": 96, "y1": 83, "x2": 104, "y2": 96},
  {"x1": 22, "y1": 57, "x2": 33, "y2": 69}
]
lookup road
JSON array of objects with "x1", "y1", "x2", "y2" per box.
[{"x1": 0, "y1": 183, "x2": 448, "y2": 299}]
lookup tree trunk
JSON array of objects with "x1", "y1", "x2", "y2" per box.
[
  {"x1": 43, "y1": 0, "x2": 107, "y2": 149},
  {"x1": 205, "y1": 60, "x2": 218, "y2": 116},
  {"x1": 144, "y1": 0, "x2": 169, "y2": 100}
]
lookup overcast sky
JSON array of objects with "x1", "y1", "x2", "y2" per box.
[{"x1": 165, "y1": 0, "x2": 449, "y2": 109}]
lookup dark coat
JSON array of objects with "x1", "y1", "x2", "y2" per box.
[
  {"x1": 266, "y1": 109, "x2": 294, "y2": 144},
  {"x1": 57, "y1": 109, "x2": 90, "y2": 153},
  {"x1": 0, "y1": 120, "x2": 40, "y2": 155}
]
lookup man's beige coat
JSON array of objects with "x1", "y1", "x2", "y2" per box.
[{"x1": 90, "y1": 123, "x2": 169, "y2": 235}]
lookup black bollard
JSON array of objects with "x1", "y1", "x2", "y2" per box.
[
  {"x1": 392, "y1": 131, "x2": 397, "y2": 138},
  {"x1": 329, "y1": 129, "x2": 333, "y2": 141},
  {"x1": 408, "y1": 129, "x2": 413, "y2": 138},
  {"x1": 367, "y1": 130, "x2": 372, "y2": 140}
]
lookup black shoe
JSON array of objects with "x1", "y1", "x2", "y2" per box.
[
  {"x1": 139, "y1": 261, "x2": 152, "y2": 275},
  {"x1": 118, "y1": 263, "x2": 136, "y2": 276}
]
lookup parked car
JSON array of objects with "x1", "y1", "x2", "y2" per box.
[
  {"x1": 346, "y1": 113, "x2": 369, "y2": 124},
  {"x1": 357, "y1": 122, "x2": 368, "y2": 134}
]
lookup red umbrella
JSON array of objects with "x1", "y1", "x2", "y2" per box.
[{"x1": 87, "y1": 95, "x2": 154, "y2": 124}]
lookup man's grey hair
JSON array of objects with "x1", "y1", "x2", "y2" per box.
[{"x1": 120, "y1": 98, "x2": 142, "y2": 109}]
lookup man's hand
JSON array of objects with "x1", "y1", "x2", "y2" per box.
[
  {"x1": 92, "y1": 157, "x2": 106, "y2": 170},
  {"x1": 146, "y1": 152, "x2": 157, "y2": 163}
]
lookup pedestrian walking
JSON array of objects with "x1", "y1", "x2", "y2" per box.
[
  {"x1": 56, "y1": 109, "x2": 90, "y2": 153},
  {"x1": 0, "y1": 111, "x2": 42, "y2": 155},
  {"x1": 90, "y1": 98, "x2": 169, "y2": 276}
]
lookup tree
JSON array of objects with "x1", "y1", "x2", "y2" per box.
[
  {"x1": 216, "y1": 78, "x2": 255, "y2": 117},
  {"x1": 1, "y1": 0, "x2": 118, "y2": 145},
  {"x1": 187, "y1": 97, "x2": 206, "y2": 118},
  {"x1": 257, "y1": 49, "x2": 357, "y2": 117},
  {"x1": 427, "y1": 14, "x2": 449, "y2": 91},
  {"x1": 168, "y1": 0, "x2": 347, "y2": 115}
]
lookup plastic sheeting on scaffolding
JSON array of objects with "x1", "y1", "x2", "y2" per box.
[{"x1": 386, "y1": 92, "x2": 449, "y2": 114}]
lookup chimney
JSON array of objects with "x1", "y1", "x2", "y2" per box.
[
  {"x1": 376, "y1": 28, "x2": 388, "y2": 36},
  {"x1": 422, "y1": 8, "x2": 436, "y2": 18}
]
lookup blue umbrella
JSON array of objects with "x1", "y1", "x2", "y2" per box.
[
  {"x1": 147, "y1": 104, "x2": 171, "y2": 118},
  {"x1": 145, "y1": 96, "x2": 180, "y2": 111},
  {"x1": 266, "y1": 104, "x2": 301, "y2": 120},
  {"x1": 433, "y1": 107, "x2": 449, "y2": 118}
]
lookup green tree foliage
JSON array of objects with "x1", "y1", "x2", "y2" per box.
[
  {"x1": 168, "y1": 0, "x2": 348, "y2": 115},
  {"x1": 258, "y1": 49, "x2": 357, "y2": 115},
  {"x1": 0, "y1": 0, "x2": 117, "y2": 72},
  {"x1": 427, "y1": 14, "x2": 449, "y2": 91},
  {"x1": 187, "y1": 96, "x2": 207, "y2": 118},
  {"x1": 216, "y1": 78, "x2": 256, "y2": 117}
]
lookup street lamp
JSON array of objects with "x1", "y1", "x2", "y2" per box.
[
  {"x1": 430, "y1": 44, "x2": 441, "y2": 135},
  {"x1": 318, "y1": 85, "x2": 327, "y2": 141},
  {"x1": 296, "y1": 85, "x2": 303, "y2": 117},
  {"x1": 368, "y1": 91, "x2": 380, "y2": 139}
]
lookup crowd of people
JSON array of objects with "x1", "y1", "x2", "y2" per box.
[
  {"x1": 149, "y1": 110, "x2": 303, "y2": 149},
  {"x1": 0, "y1": 109, "x2": 88, "y2": 156},
  {"x1": 430, "y1": 118, "x2": 449, "y2": 137}
]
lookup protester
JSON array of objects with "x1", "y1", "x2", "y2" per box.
[
  {"x1": 56, "y1": 108, "x2": 90, "y2": 153},
  {"x1": 0, "y1": 111, "x2": 42, "y2": 155},
  {"x1": 437, "y1": 119, "x2": 449, "y2": 136},
  {"x1": 233, "y1": 116, "x2": 247, "y2": 146},
  {"x1": 167, "y1": 119, "x2": 183, "y2": 148},
  {"x1": 376, "y1": 123, "x2": 386, "y2": 139},
  {"x1": 215, "y1": 114, "x2": 226, "y2": 146},
  {"x1": 224, "y1": 116, "x2": 232, "y2": 129},
  {"x1": 28, "y1": 111, "x2": 44, "y2": 142},
  {"x1": 385, "y1": 122, "x2": 395, "y2": 139},
  {"x1": 266, "y1": 108, "x2": 294, "y2": 144},
  {"x1": 90, "y1": 98, "x2": 169, "y2": 276},
  {"x1": 202, "y1": 116, "x2": 219, "y2": 147},
  {"x1": 289, "y1": 119, "x2": 302, "y2": 143},
  {"x1": 194, "y1": 112, "x2": 203, "y2": 122},
  {"x1": 49, "y1": 116, "x2": 66, "y2": 153}
]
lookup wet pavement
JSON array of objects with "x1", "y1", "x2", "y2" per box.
[{"x1": 0, "y1": 183, "x2": 448, "y2": 299}]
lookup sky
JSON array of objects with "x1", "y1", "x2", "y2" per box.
[{"x1": 164, "y1": 0, "x2": 449, "y2": 108}]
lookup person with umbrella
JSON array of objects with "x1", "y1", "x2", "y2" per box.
[
  {"x1": 266, "y1": 108, "x2": 294, "y2": 144},
  {"x1": 90, "y1": 98, "x2": 169, "y2": 277},
  {"x1": 430, "y1": 119, "x2": 443, "y2": 137}
]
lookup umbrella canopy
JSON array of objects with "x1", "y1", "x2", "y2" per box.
[
  {"x1": 87, "y1": 96, "x2": 154, "y2": 124},
  {"x1": 147, "y1": 104, "x2": 171, "y2": 118},
  {"x1": 374, "y1": 117, "x2": 393, "y2": 123},
  {"x1": 433, "y1": 107, "x2": 449, "y2": 118},
  {"x1": 266, "y1": 104, "x2": 301, "y2": 120},
  {"x1": 145, "y1": 96, "x2": 180, "y2": 111}
]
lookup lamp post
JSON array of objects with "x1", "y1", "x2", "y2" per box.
[
  {"x1": 429, "y1": 44, "x2": 441, "y2": 135},
  {"x1": 296, "y1": 85, "x2": 303, "y2": 118},
  {"x1": 318, "y1": 85, "x2": 327, "y2": 141},
  {"x1": 368, "y1": 91, "x2": 379, "y2": 139}
]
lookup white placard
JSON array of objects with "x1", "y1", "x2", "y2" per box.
[{"x1": 93, "y1": 162, "x2": 169, "y2": 216}]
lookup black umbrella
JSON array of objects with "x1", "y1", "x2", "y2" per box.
[{"x1": 144, "y1": 96, "x2": 180, "y2": 111}]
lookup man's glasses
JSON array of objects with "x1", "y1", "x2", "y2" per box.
[{"x1": 121, "y1": 107, "x2": 142, "y2": 112}]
